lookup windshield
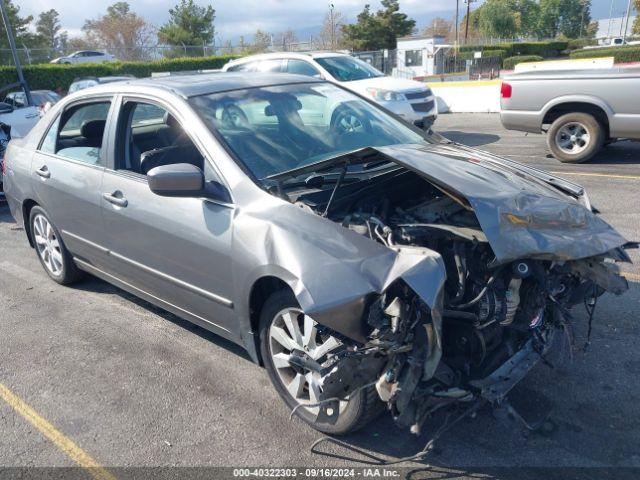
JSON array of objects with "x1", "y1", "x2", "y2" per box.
[
  {"x1": 314, "y1": 56, "x2": 384, "y2": 82},
  {"x1": 190, "y1": 82, "x2": 431, "y2": 180}
]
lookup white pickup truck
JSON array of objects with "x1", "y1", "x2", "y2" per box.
[{"x1": 500, "y1": 68, "x2": 640, "y2": 163}]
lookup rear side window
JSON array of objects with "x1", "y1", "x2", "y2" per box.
[
  {"x1": 39, "y1": 101, "x2": 111, "y2": 166},
  {"x1": 227, "y1": 62, "x2": 255, "y2": 72}
]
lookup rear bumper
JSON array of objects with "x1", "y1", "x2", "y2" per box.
[{"x1": 500, "y1": 109, "x2": 543, "y2": 133}]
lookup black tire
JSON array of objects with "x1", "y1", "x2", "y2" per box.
[
  {"x1": 547, "y1": 112, "x2": 604, "y2": 163},
  {"x1": 259, "y1": 290, "x2": 383, "y2": 435},
  {"x1": 29, "y1": 206, "x2": 83, "y2": 285}
]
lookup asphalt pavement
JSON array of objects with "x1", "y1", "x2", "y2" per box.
[{"x1": 0, "y1": 113, "x2": 639, "y2": 478}]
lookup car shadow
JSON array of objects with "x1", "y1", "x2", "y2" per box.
[
  {"x1": 438, "y1": 131, "x2": 501, "y2": 147},
  {"x1": 71, "y1": 275, "x2": 254, "y2": 363},
  {"x1": 584, "y1": 140, "x2": 640, "y2": 166}
]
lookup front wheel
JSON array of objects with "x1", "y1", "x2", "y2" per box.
[
  {"x1": 547, "y1": 112, "x2": 604, "y2": 163},
  {"x1": 259, "y1": 290, "x2": 382, "y2": 434}
]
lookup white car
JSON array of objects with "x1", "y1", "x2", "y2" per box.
[
  {"x1": 223, "y1": 52, "x2": 437, "y2": 127},
  {"x1": 50, "y1": 50, "x2": 115, "y2": 65}
]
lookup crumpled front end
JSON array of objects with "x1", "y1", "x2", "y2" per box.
[
  {"x1": 265, "y1": 144, "x2": 633, "y2": 433},
  {"x1": 303, "y1": 252, "x2": 629, "y2": 433}
]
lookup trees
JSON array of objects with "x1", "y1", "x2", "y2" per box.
[
  {"x1": 35, "y1": 9, "x2": 66, "y2": 51},
  {"x1": 537, "y1": 0, "x2": 592, "y2": 38},
  {"x1": 0, "y1": 0, "x2": 39, "y2": 49},
  {"x1": 633, "y1": 0, "x2": 640, "y2": 36},
  {"x1": 477, "y1": 0, "x2": 519, "y2": 38},
  {"x1": 250, "y1": 30, "x2": 271, "y2": 54},
  {"x1": 422, "y1": 17, "x2": 453, "y2": 40},
  {"x1": 318, "y1": 8, "x2": 346, "y2": 50},
  {"x1": 274, "y1": 29, "x2": 297, "y2": 51},
  {"x1": 342, "y1": 0, "x2": 415, "y2": 50},
  {"x1": 158, "y1": 0, "x2": 216, "y2": 50},
  {"x1": 464, "y1": 0, "x2": 592, "y2": 41},
  {"x1": 82, "y1": 2, "x2": 153, "y2": 60}
]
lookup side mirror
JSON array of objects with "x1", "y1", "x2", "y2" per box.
[
  {"x1": 147, "y1": 163, "x2": 231, "y2": 203},
  {"x1": 0, "y1": 102, "x2": 14, "y2": 114}
]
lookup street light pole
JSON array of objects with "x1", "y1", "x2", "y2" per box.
[
  {"x1": 455, "y1": 0, "x2": 460, "y2": 54},
  {"x1": 0, "y1": 0, "x2": 33, "y2": 106},
  {"x1": 622, "y1": 0, "x2": 632, "y2": 43}
]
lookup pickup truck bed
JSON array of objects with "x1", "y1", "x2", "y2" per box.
[{"x1": 500, "y1": 67, "x2": 640, "y2": 162}]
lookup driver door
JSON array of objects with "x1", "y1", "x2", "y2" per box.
[{"x1": 99, "y1": 97, "x2": 238, "y2": 339}]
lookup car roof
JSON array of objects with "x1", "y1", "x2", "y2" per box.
[
  {"x1": 226, "y1": 51, "x2": 348, "y2": 65},
  {"x1": 86, "y1": 72, "x2": 325, "y2": 98}
]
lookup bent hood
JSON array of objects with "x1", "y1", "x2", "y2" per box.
[
  {"x1": 343, "y1": 76, "x2": 430, "y2": 94},
  {"x1": 373, "y1": 143, "x2": 629, "y2": 263}
]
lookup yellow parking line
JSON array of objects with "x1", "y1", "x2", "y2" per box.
[
  {"x1": 0, "y1": 382, "x2": 116, "y2": 480},
  {"x1": 623, "y1": 272, "x2": 640, "y2": 282},
  {"x1": 550, "y1": 171, "x2": 640, "y2": 181}
]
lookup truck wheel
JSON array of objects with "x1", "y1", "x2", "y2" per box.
[
  {"x1": 259, "y1": 290, "x2": 383, "y2": 434},
  {"x1": 547, "y1": 112, "x2": 604, "y2": 163}
]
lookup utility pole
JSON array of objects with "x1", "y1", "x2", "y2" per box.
[
  {"x1": 0, "y1": 0, "x2": 33, "y2": 106},
  {"x1": 622, "y1": 0, "x2": 632, "y2": 43},
  {"x1": 464, "y1": 0, "x2": 475, "y2": 44},
  {"x1": 329, "y1": 3, "x2": 335, "y2": 50},
  {"x1": 455, "y1": 0, "x2": 460, "y2": 54},
  {"x1": 606, "y1": 0, "x2": 615, "y2": 40}
]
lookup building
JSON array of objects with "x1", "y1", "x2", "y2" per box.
[
  {"x1": 595, "y1": 15, "x2": 637, "y2": 43},
  {"x1": 395, "y1": 35, "x2": 452, "y2": 77}
]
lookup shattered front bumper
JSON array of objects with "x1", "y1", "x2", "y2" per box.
[{"x1": 469, "y1": 328, "x2": 555, "y2": 403}]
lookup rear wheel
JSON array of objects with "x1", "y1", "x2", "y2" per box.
[
  {"x1": 259, "y1": 290, "x2": 383, "y2": 434},
  {"x1": 29, "y1": 206, "x2": 82, "y2": 285},
  {"x1": 547, "y1": 112, "x2": 604, "y2": 163}
]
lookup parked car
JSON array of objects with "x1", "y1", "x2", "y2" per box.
[
  {"x1": 500, "y1": 68, "x2": 640, "y2": 162},
  {"x1": 223, "y1": 52, "x2": 437, "y2": 128},
  {"x1": 50, "y1": 51, "x2": 114, "y2": 65},
  {"x1": 4, "y1": 73, "x2": 631, "y2": 435},
  {"x1": 4, "y1": 90, "x2": 61, "y2": 109},
  {"x1": 0, "y1": 101, "x2": 40, "y2": 138},
  {"x1": 68, "y1": 76, "x2": 135, "y2": 94}
]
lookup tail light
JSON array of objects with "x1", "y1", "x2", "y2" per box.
[{"x1": 500, "y1": 82, "x2": 512, "y2": 99}]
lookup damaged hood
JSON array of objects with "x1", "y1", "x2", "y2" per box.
[{"x1": 368, "y1": 143, "x2": 629, "y2": 263}]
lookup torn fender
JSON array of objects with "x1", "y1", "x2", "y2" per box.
[{"x1": 233, "y1": 196, "x2": 447, "y2": 344}]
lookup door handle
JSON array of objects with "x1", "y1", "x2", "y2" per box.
[
  {"x1": 36, "y1": 166, "x2": 51, "y2": 179},
  {"x1": 102, "y1": 192, "x2": 128, "y2": 208}
]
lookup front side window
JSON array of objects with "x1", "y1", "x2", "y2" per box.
[
  {"x1": 40, "y1": 101, "x2": 111, "y2": 165},
  {"x1": 314, "y1": 56, "x2": 384, "y2": 82},
  {"x1": 285, "y1": 59, "x2": 320, "y2": 77},
  {"x1": 405, "y1": 50, "x2": 423, "y2": 66},
  {"x1": 115, "y1": 100, "x2": 204, "y2": 175},
  {"x1": 190, "y1": 82, "x2": 429, "y2": 180}
]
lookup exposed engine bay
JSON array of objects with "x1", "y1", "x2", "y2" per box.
[{"x1": 285, "y1": 165, "x2": 631, "y2": 433}]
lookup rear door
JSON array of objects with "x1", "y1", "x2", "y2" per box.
[
  {"x1": 99, "y1": 97, "x2": 237, "y2": 339},
  {"x1": 30, "y1": 97, "x2": 114, "y2": 265}
]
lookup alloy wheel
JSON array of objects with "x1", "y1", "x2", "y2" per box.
[
  {"x1": 555, "y1": 121, "x2": 591, "y2": 155},
  {"x1": 268, "y1": 308, "x2": 343, "y2": 414},
  {"x1": 33, "y1": 214, "x2": 63, "y2": 276}
]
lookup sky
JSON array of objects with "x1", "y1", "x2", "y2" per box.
[{"x1": 17, "y1": 0, "x2": 634, "y2": 43}]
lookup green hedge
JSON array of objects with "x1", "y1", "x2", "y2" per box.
[
  {"x1": 458, "y1": 41, "x2": 568, "y2": 58},
  {"x1": 569, "y1": 45, "x2": 640, "y2": 63},
  {"x1": 458, "y1": 49, "x2": 507, "y2": 61},
  {"x1": 0, "y1": 55, "x2": 240, "y2": 92},
  {"x1": 503, "y1": 55, "x2": 544, "y2": 70}
]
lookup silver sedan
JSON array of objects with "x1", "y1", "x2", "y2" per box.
[{"x1": 3, "y1": 73, "x2": 631, "y2": 435}]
